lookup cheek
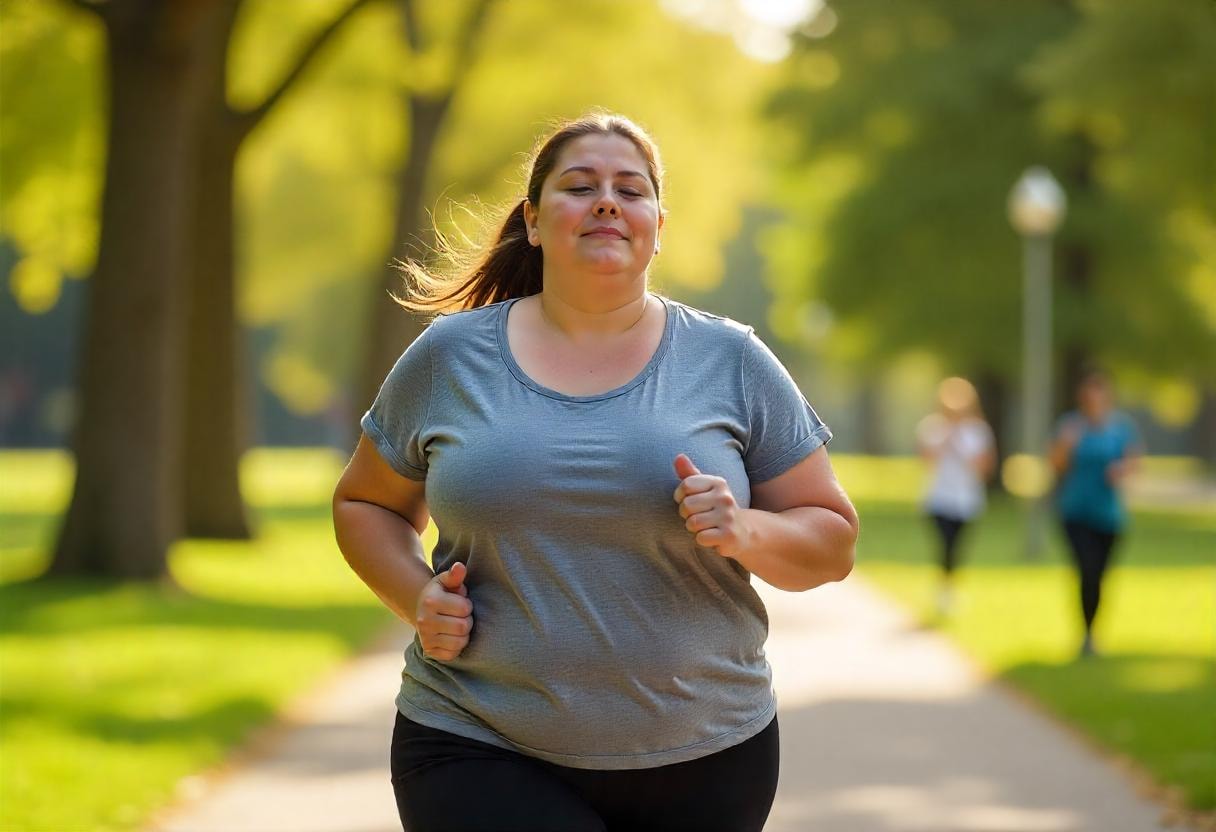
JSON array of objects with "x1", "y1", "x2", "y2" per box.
[
  {"x1": 541, "y1": 199, "x2": 586, "y2": 233},
  {"x1": 626, "y1": 205, "x2": 660, "y2": 238}
]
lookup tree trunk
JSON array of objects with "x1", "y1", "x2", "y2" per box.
[
  {"x1": 182, "y1": 0, "x2": 251, "y2": 538},
  {"x1": 180, "y1": 0, "x2": 369, "y2": 536},
  {"x1": 975, "y1": 370, "x2": 1009, "y2": 495},
  {"x1": 50, "y1": 2, "x2": 220, "y2": 579},
  {"x1": 360, "y1": 94, "x2": 451, "y2": 416},
  {"x1": 1057, "y1": 134, "x2": 1097, "y2": 416},
  {"x1": 183, "y1": 112, "x2": 253, "y2": 538}
]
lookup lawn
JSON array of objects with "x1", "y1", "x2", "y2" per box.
[
  {"x1": 0, "y1": 449, "x2": 414, "y2": 832},
  {"x1": 832, "y1": 454, "x2": 1216, "y2": 813}
]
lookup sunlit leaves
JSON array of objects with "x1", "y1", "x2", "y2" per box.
[{"x1": 0, "y1": 1, "x2": 104, "y2": 282}]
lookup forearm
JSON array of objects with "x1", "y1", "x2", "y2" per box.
[
  {"x1": 1049, "y1": 442, "x2": 1072, "y2": 474},
  {"x1": 733, "y1": 506, "x2": 857, "y2": 592},
  {"x1": 332, "y1": 499, "x2": 434, "y2": 626}
]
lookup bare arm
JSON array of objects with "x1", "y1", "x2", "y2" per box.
[
  {"x1": 675, "y1": 447, "x2": 859, "y2": 593},
  {"x1": 332, "y1": 435, "x2": 436, "y2": 626},
  {"x1": 333, "y1": 436, "x2": 473, "y2": 661},
  {"x1": 1049, "y1": 422, "x2": 1081, "y2": 475}
]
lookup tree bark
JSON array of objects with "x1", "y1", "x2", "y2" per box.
[
  {"x1": 183, "y1": 108, "x2": 252, "y2": 537},
  {"x1": 181, "y1": 0, "x2": 371, "y2": 538},
  {"x1": 975, "y1": 369, "x2": 1009, "y2": 494},
  {"x1": 50, "y1": 1, "x2": 222, "y2": 579}
]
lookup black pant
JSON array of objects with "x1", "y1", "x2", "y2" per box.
[
  {"x1": 929, "y1": 513, "x2": 968, "y2": 575},
  {"x1": 390, "y1": 712, "x2": 780, "y2": 832},
  {"x1": 1062, "y1": 519, "x2": 1119, "y2": 632}
]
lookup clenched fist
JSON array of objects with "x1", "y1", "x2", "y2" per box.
[
  {"x1": 415, "y1": 561, "x2": 473, "y2": 661},
  {"x1": 673, "y1": 454, "x2": 752, "y2": 559}
]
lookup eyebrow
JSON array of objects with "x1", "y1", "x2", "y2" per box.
[{"x1": 558, "y1": 166, "x2": 649, "y2": 181}]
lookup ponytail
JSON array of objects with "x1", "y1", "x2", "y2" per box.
[{"x1": 392, "y1": 199, "x2": 542, "y2": 313}]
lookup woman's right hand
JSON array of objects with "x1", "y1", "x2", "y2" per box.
[{"x1": 414, "y1": 562, "x2": 473, "y2": 661}]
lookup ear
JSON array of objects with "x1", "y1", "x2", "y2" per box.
[
  {"x1": 523, "y1": 199, "x2": 540, "y2": 247},
  {"x1": 654, "y1": 211, "x2": 665, "y2": 254}
]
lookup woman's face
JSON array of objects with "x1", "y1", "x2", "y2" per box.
[
  {"x1": 524, "y1": 133, "x2": 664, "y2": 283},
  {"x1": 1078, "y1": 378, "x2": 1113, "y2": 418}
]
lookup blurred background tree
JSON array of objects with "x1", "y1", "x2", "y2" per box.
[{"x1": 764, "y1": 0, "x2": 1215, "y2": 461}]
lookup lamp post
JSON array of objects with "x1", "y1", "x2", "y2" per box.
[{"x1": 1008, "y1": 167, "x2": 1066, "y2": 558}]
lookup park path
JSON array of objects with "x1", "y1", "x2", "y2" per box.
[{"x1": 146, "y1": 575, "x2": 1178, "y2": 832}]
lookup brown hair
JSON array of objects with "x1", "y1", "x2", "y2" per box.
[{"x1": 393, "y1": 112, "x2": 665, "y2": 313}]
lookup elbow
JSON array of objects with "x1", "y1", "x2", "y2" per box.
[
  {"x1": 826, "y1": 506, "x2": 859, "y2": 583},
  {"x1": 832, "y1": 546, "x2": 856, "y2": 583},
  {"x1": 331, "y1": 488, "x2": 359, "y2": 563},
  {"x1": 791, "y1": 510, "x2": 857, "y2": 591}
]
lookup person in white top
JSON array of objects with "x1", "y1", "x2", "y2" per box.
[{"x1": 915, "y1": 377, "x2": 996, "y2": 615}]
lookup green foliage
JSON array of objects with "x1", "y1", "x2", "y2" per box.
[
  {"x1": 1026, "y1": 0, "x2": 1216, "y2": 382},
  {"x1": 766, "y1": 0, "x2": 1216, "y2": 383},
  {"x1": 0, "y1": 0, "x2": 104, "y2": 309}
]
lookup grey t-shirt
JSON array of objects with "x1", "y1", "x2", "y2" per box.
[{"x1": 361, "y1": 293, "x2": 832, "y2": 770}]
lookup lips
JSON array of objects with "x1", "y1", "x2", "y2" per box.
[{"x1": 582, "y1": 227, "x2": 626, "y2": 239}]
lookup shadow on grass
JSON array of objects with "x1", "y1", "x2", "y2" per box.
[
  {"x1": 0, "y1": 694, "x2": 278, "y2": 746},
  {"x1": 0, "y1": 576, "x2": 387, "y2": 644}
]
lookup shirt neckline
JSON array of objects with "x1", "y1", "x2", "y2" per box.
[{"x1": 496, "y1": 293, "x2": 674, "y2": 403}]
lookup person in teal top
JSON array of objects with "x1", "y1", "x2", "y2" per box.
[{"x1": 1049, "y1": 368, "x2": 1143, "y2": 657}]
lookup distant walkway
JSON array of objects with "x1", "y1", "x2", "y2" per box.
[{"x1": 147, "y1": 577, "x2": 1177, "y2": 832}]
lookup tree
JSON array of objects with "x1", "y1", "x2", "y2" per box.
[
  {"x1": 1026, "y1": 0, "x2": 1216, "y2": 460},
  {"x1": 181, "y1": 0, "x2": 373, "y2": 538},
  {"x1": 765, "y1": 0, "x2": 1213, "y2": 447},
  {"x1": 49, "y1": 0, "x2": 226, "y2": 579}
]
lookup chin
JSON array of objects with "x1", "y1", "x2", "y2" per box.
[{"x1": 579, "y1": 256, "x2": 636, "y2": 274}]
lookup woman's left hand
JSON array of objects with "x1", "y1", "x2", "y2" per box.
[{"x1": 673, "y1": 454, "x2": 752, "y2": 558}]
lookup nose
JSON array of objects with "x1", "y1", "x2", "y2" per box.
[{"x1": 593, "y1": 191, "x2": 619, "y2": 217}]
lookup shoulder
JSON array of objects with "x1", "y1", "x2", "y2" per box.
[
  {"x1": 430, "y1": 300, "x2": 504, "y2": 333},
  {"x1": 424, "y1": 299, "x2": 508, "y2": 353},
  {"x1": 662, "y1": 295, "x2": 753, "y2": 345}
]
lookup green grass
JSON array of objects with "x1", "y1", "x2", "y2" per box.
[
  {"x1": 831, "y1": 455, "x2": 1216, "y2": 811},
  {"x1": 0, "y1": 449, "x2": 413, "y2": 832}
]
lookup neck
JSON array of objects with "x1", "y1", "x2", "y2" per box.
[{"x1": 538, "y1": 288, "x2": 651, "y2": 339}]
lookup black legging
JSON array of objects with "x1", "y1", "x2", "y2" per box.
[
  {"x1": 390, "y1": 711, "x2": 780, "y2": 832},
  {"x1": 1062, "y1": 519, "x2": 1119, "y2": 633},
  {"x1": 930, "y1": 513, "x2": 968, "y2": 575}
]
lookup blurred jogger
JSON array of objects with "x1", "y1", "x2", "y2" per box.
[
  {"x1": 916, "y1": 377, "x2": 996, "y2": 616},
  {"x1": 1049, "y1": 368, "x2": 1143, "y2": 658}
]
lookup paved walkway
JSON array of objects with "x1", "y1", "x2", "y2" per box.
[{"x1": 147, "y1": 576, "x2": 1181, "y2": 832}]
